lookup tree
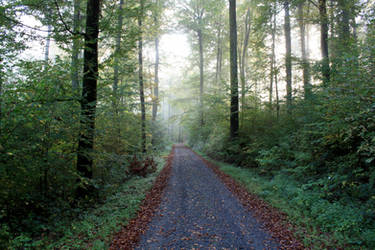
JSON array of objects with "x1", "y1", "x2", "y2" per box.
[
  {"x1": 177, "y1": 0, "x2": 208, "y2": 126},
  {"x1": 319, "y1": 0, "x2": 330, "y2": 84},
  {"x1": 197, "y1": 5, "x2": 204, "y2": 126},
  {"x1": 113, "y1": 0, "x2": 124, "y2": 111},
  {"x1": 152, "y1": 0, "x2": 161, "y2": 122},
  {"x1": 229, "y1": 0, "x2": 239, "y2": 138},
  {"x1": 239, "y1": 7, "x2": 251, "y2": 127},
  {"x1": 138, "y1": 0, "x2": 146, "y2": 153},
  {"x1": 76, "y1": 0, "x2": 100, "y2": 197},
  {"x1": 297, "y1": 1, "x2": 311, "y2": 99},
  {"x1": 284, "y1": 0, "x2": 292, "y2": 113},
  {"x1": 71, "y1": 0, "x2": 81, "y2": 91},
  {"x1": 269, "y1": 0, "x2": 276, "y2": 111},
  {"x1": 214, "y1": 19, "x2": 223, "y2": 88}
]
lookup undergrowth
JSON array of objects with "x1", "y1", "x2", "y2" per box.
[
  {"x1": 196, "y1": 151, "x2": 375, "y2": 249},
  {"x1": 3, "y1": 147, "x2": 171, "y2": 249}
]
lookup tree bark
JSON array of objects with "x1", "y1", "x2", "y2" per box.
[
  {"x1": 0, "y1": 60, "x2": 2, "y2": 122},
  {"x1": 76, "y1": 0, "x2": 100, "y2": 197},
  {"x1": 319, "y1": 0, "x2": 330, "y2": 84},
  {"x1": 44, "y1": 24, "x2": 52, "y2": 65},
  {"x1": 297, "y1": 2, "x2": 311, "y2": 99},
  {"x1": 240, "y1": 8, "x2": 251, "y2": 128},
  {"x1": 152, "y1": 0, "x2": 160, "y2": 122},
  {"x1": 71, "y1": 0, "x2": 81, "y2": 90},
  {"x1": 270, "y1": 2, "x2": 276, "y2": 110},
  {"x1": 198, "y1": 27, "x2": 204, "y2": 126},
  {"x1": 229, "y1": 0, "x2": 239, "y2": 139},
  {"x1": 152, "y1": 37, "x2": 159, "y2": 121},
  {"x1": 138, "y1": 0, "x2": 146, "y2": 153},
  {"x1": 284, "y1": 0, "x2": 292, "y2": 114},
  {"x1": 113, "y1": 0, "x2": 124, "y2": 107},
  {"x1": 338, "y1": 0, "x2": 350, "y2": 44},
  {"x1": 275, "y1": 68, "x2": 280, "y2": 120},
  {"x1": 215, "y1": 26, "x2": 222, "y2": 87}
]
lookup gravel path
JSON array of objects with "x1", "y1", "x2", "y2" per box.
[{"x1": 136, "y1": 145, "x2": 279, "y2": 249}]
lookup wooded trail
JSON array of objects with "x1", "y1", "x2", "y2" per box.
[{"x1": 136, "y1": 145, "x2": 278, "y2": 249}]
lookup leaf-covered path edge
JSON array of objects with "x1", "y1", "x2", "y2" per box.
[
  {"x1": 110, "y1": 146, "x2": 175, "y2": 250},
  {"x1": 190, "y1": 148, "x2": 306, "y2": 250}
]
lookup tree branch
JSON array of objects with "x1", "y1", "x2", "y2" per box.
[
  {"x1": 54, "y1": 0, "x2": 85, "y2": 37},
  {"x1": 307, "y1": 0, "x2": 318, "y2": 9}
]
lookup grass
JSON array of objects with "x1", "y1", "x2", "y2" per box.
[
  {"x1": 195, "y1": 150, "x2": 375, "y2": 249},
  {"x1": 49, "y1": 174, "x2": 159, "y2": 249},
  {"x1": 7, "y1": 147, "x2": 171, "y2": 250}
]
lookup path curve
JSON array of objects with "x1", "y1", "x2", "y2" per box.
[{"x1": 136, "y1": 145, "x2": 279, "y2": 249}]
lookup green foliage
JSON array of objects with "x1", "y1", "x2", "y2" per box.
[
  {"x1": 3, "y1": 154, "x2": 166, "y2": 249},
  {"x1": 0, "y1": 0, "x2": 169, "y2": 247},
  {"x1": 199, "y1": 155, "x2": 375, "y2": 249}
]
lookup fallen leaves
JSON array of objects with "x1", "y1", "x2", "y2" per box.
[
  {"x1": 110, "y1": 146, "x2": 175, "y2": 250},
  {"x1": 191, "y1": 149, "x2": 306, "y2": 250}
]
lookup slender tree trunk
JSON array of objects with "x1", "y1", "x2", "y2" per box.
[
  {"x1": 76, "y1": 0, "x2": 100, "y2": 198},
  {"x1": 229, "y1": 0, "x2": 239, "y2": 139},
  {"x1": 297, "y1": 2, "x2": 311, "y2": 99},
  {"x1": 151, "y1": 35, "x2": 160, "y2": 147},
  {"x1": 319, "y1": 0, "x2": 330, "y2": 84},
  {"x1": 351, "y1": 17, "x2": 357, "y2": 42},
  {"x1": 112, "y1": 0, "x2": 124, "y2": 150},
  {"x1": 197, "y1": 27, "x2": 204, "y2": 126},
  {"x1": 338, "y1": 0, "x2": 350, "y2": 44},
  {"x1": 152, "y1": 36, "x2": 159, "y2": 121},
  {"x1": 215, "y1": 27, "x2": 222, "y2": 87},
  {"x1": 168, "y1": 99, "x2": 171, "y2": 138},
  {"x1": 71, "y1": 0, "x2": 81, "y2": 90},
  {"x1": 0, "y1": 60, "x2": 2, "y2": 123},
  {"x1": 218, "y1": 30, "x2": 223, "y2": 89},
  {"x1": 275, "y1": 69, "x2": 280, "y2": 120},
  {"x1": 138, "y1": 0, "x2": 146, "y2": 153},
  {"x1": 113, "y1": 0, "x2": 124, "y2": 107},
  {"x1": 44, "y1": 24, "x2": 52, "y2": 65},
  {"x1": 306, "y1": 1, "x2": 311, "y2": 60},
  {"x1": 240, "y1": 8, "x2": 251, "y2": 128},
  {"x1": 284, "y1": 0, "x2": 292, "y2": 114},
  {"x1": 270, "y1": 3, "x2": 276, "y2": 111}
]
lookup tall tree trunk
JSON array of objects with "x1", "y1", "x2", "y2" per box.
[
  {"x1": 338, "y1": 0, "x2": 350, "y2": 44},
  {"x1": 138, "y1": 0, "x2": 146, "y2": 153},
  {"x1": 113, "y1": 0, "x2": 124, "y2": 108},
  {"x1": 297, "y1": 2, "x2": 311, "y2": 99},
  {"x1": 0, "y1": 60, "x2": 2, "y2": 123},
  {"x1": 113, "y1": 0, "x2": 124, "y2": 150},
  {"x1": 215, "y1": 26, "x2": 222, "y2": 87},
  {"x1": 275, "y1": 68, "x2": 280, "y2": 120},
  {"x1": 270, "y1": 2, "x2": 276, "y2": 111},
  {"x1": 284, "y1": 0, "x2": 292, "y2": 114},
  {"x1": 71, "y1": 0, "x2": 81, "y2": 90},
  {"x1": 240, "y1": 8, "x2": 251, "y2": 128},
  {"x1": 197, "y1": 27, "x2": 204, "y2": 126},
  {"x1": 44, "y1": 24, "x2": 52, "y2": 65},
  {"x1": 306, "y1": 1, "x2": 311, "y2": 60},
  {"x1": 229, "y1": 0, "x2": 239, "y2": 139},
  {"x1": 319, "y1": 0, "x2": 330, "y2": 84},
  {"x1": 76, "y1": 0, "x2": 100, "y2": 197},
  {"x1": 152, "y1": 36, "x2": 159, "y2": 121}
]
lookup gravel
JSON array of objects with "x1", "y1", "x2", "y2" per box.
[{"x1": 136, "y1": 145, "x2": 279, "y2": 249}]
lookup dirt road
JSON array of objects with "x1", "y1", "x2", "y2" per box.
[{"x1": 136, "y1": 145, "x2": 279, "y2": 249}]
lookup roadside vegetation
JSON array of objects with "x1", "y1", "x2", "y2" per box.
[
  {"x1": 198, "y1": 151, "x2": 375, "y2": 249},
  {"x1": 2, "y1": 147, "x2": 170, "y2": 249}
]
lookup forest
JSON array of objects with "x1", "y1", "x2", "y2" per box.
[{"x1": 1, "y1": 0, "x2": 375, "y2": 248}]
